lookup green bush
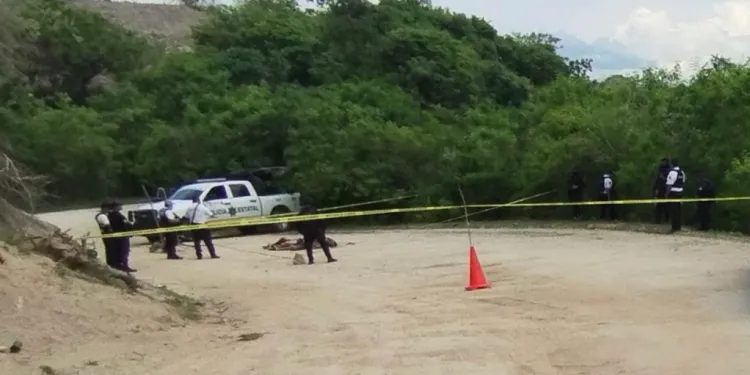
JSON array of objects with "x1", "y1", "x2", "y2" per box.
[{"x1": 3, "y1": 0, "x2": 750, "y2": 230}]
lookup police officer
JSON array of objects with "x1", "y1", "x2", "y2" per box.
[
  {"x1": 665, "y1": 158, "x2": 686, "y2": 233},
  {"x1": 107, "y1": 201, "x2": 137, "y2": 272},
  {"x1": 653, "y1": 157, "x2": 671, "y2": 223},
  {"x1": 598, "y1": 172, "x2": 616, "y2": 220},
  {"x1": 184, "y1": 196, "x2": 219, "y2": 260},
  {"x1": 159, "y1": 200, "x2": 182, "y2": 260},
  {"x1": 296, "y1": 204, "x2": 337, "y2": 264},
  {"x1": 695, "y1": 177, "x2": 715, "y2": 231},
  {"x1": 95, "y1": 202, "x2": 117, "y2": 268},
  {"x1": 567, "y1": 170, "x2": 585, "y2": 219}
]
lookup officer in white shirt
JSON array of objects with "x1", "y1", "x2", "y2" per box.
[
  {"x1": 184, "y1": 196, "x2": 219, "y2": 259},
  {"x1": 95, "y1": 202, "x2": 116, "y2": 267},
  {"x1": 597, "y1": 172, "x2": 616, "y2": 220},
  {"x1": 665, "y1": 158, "x2": 686, "y2": 233},
  {"x1": 159, "y1": 200, "x2": 183, "y2": 260}
]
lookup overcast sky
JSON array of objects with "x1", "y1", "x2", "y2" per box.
[
  {"x1": 430, "y1": 0, "x2": 750, "y2": 68},
  {"x1": 129, "y1": 0, "x2": 750, "y2": 72}
]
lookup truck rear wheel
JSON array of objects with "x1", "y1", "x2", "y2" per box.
[{"x1": 269, "y1": 206, "x2": 291, "y2": 232}]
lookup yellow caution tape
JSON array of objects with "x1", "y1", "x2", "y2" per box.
[
  {"x1": 137, "y1": 193, "x2": 419, "y2": 228},
  {"x1": 95, "y1": 196, "x2": 747, "y2": 240}
]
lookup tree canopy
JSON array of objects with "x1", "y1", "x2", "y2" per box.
[{"x1": 3, "y1": 0, "x2": 750, "y2": 231}]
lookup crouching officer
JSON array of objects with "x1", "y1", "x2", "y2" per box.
[
  {"x1": 296, "y1": 205, "x2": 337, "y2": 264},
  {"x1": 108, "y1": 201, "x2": 137, "y2": 272},
  {"x1": 95, "y1": 202, "x2": 117, "y2": 267},
  {"x1": 695, "y1": 177, "x2": 716, "y2": 231},
  {"x1": 159, "y1": 200, "x2": 182, "y2": 260},
  {"x1": 665, "y1": 159, "x2": 686, "y2": 233},
  {"x1": 185, "y1": 197, "x2": 219, "y2": 260},
  {"x1": 598, "y1": 172, "x2": 616, "y2": 220}
]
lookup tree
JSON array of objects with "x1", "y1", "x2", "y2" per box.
[{"x1": 5, "y1": 0, "x2": 750, "y2": 233}]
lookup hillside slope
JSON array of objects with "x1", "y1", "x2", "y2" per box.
[
  {"x1": 69, "y1": 0, "x2": 204, "y2": 46},
  {"x1": 0, "y1": 243, "x2": 179, "y2": 374}
]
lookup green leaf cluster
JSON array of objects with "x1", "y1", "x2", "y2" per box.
[{"x1": 3, "y1": 0, "x2": 749, "y2": 230}]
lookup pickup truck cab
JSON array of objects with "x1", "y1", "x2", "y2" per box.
[{"x1": 128, "y1": 178, "x2": 301, "y2": 244}]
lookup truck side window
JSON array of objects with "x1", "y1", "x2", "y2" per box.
[
  {"x1": 204, "y1": 185, "x2": 228, "y2": 201},
  {"x1": 229, "y1": 184, "x2": 251, "y2": 198}
]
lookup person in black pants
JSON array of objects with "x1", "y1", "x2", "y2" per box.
[
  {"x1": 567, "y1": 170, "x2": 585, "y2": 219},
  {"x1": 695, "y1": 177, "x2": 715, "y2": 231},
  {"x1": 186, "y1": 197, "x2": 219, "y2": 259},
  {"x1": 296, "y1": 205, "x2": 337, "y2": 264},
  {"x1": 159, "y1": 200, "x2": 183, "y2": 260},
  {"x1": 107, "y1": 201, "x2": 137, "y2": 272},
  {"x1": 598, "y1": 172, "x2": 616, "y2": 220},
  {"x1": 665, "y1": 159, "x2": 686, "y2": 233},
  {"x1": 653, "y1": 157, "x2": 671, "y2": 223},
  {"x1": 95, "y1": 202, "x2": 117, "y2": 267}
]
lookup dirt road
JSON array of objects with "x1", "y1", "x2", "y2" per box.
[{"x1": 25, "y1": 210, "x2": 750, "y2": 374}]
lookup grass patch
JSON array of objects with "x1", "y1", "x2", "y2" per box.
[{"x1": 155, "y1": 285, "x2": 204, "y2": 321}]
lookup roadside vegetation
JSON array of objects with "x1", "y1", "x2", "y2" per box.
[{"x1": 3, "y1": 0, "x2": 750, "y2": 231}]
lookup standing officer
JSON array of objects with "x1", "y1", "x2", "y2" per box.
[
  {"x1": 95, "y1": 201, "x2": 116, "y2": 268},
  {"x1": 567, "y1": 170, "x2": 585, "y2": 219},
  {"x1": 598, "y1": 172, "x2": 616, "y2": 220},
  {"x1": 184, "y1": 197, "x2": 219, "y2": 259},
  {"x1": 159, "y1": 200, "x2": 183, "y2": 260},
  {"x1": 653, "y1": 157, "x2": 671, "y2": 223},
  {"x1": 107, "y1": 201, "x2": 136, "y2": 272},
  {"x1": 665, "y1": 158, "x2": 686, "y2": 233},
  {"x1": 296, "y1": 204, "x2": 337, "y2": 264},
  {"x1": 695, "y1": 177, "x2": 715, "y2": 231}
]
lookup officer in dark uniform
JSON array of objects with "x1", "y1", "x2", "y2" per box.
[
  {"x1": 665, "y1": 159, "x2": 686, "y2": 233},
  {"x1": 567, "y1": 170, "x2": 585, "y2": 219},
  {"x1": 95, "y1": 202, "x2": 116, "y2": 267},
  {"x1": 159, "y1": 200, "x2": 182, "y2": 260},
  {"x1": 653, "y1": 157, "x2": 671, "y2": 223},
  {"x1": 296, "y1": 205, "x2": 337, "y2": 264},
  {"x1": 598, "y1": 172, "x2": 616, "y2": 220},
  {"x1": 107, "y1": 201, "x2": 137, "y2": 272},
  {"x1": 695, "y1": 177, "x2": 715, "y2": 231}
]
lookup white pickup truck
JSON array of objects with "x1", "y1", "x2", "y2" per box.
[{"x1": 127, "y1": 178, "x2": 301, "y2": 244}]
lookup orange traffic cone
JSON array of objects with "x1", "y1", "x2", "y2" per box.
[{"x1": 465, "y1": 245, "x2": 490, "y2": 291}]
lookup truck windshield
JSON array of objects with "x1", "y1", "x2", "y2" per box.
[{"x1": 169, "y1": 188, "x2": 203, "y2": 201}]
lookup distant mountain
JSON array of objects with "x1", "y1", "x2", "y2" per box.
[{"x1": 554, "y1": 32, "x2": 655, "y2": 77}]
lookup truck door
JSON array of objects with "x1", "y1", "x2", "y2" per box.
[
  {"x1": 202, "y1": 185, "x2": 231, "y2": 220},
  {"x1": 227, "y1": 183, "x2": 262, "y2": 219}
]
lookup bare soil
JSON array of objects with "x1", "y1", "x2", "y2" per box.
[
  {"x1": 70, "y1": 0, "x2": 204, "y2": 47},
  {"x1": 6, "y1": 207, "x2": 750, "y2": 374}
]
